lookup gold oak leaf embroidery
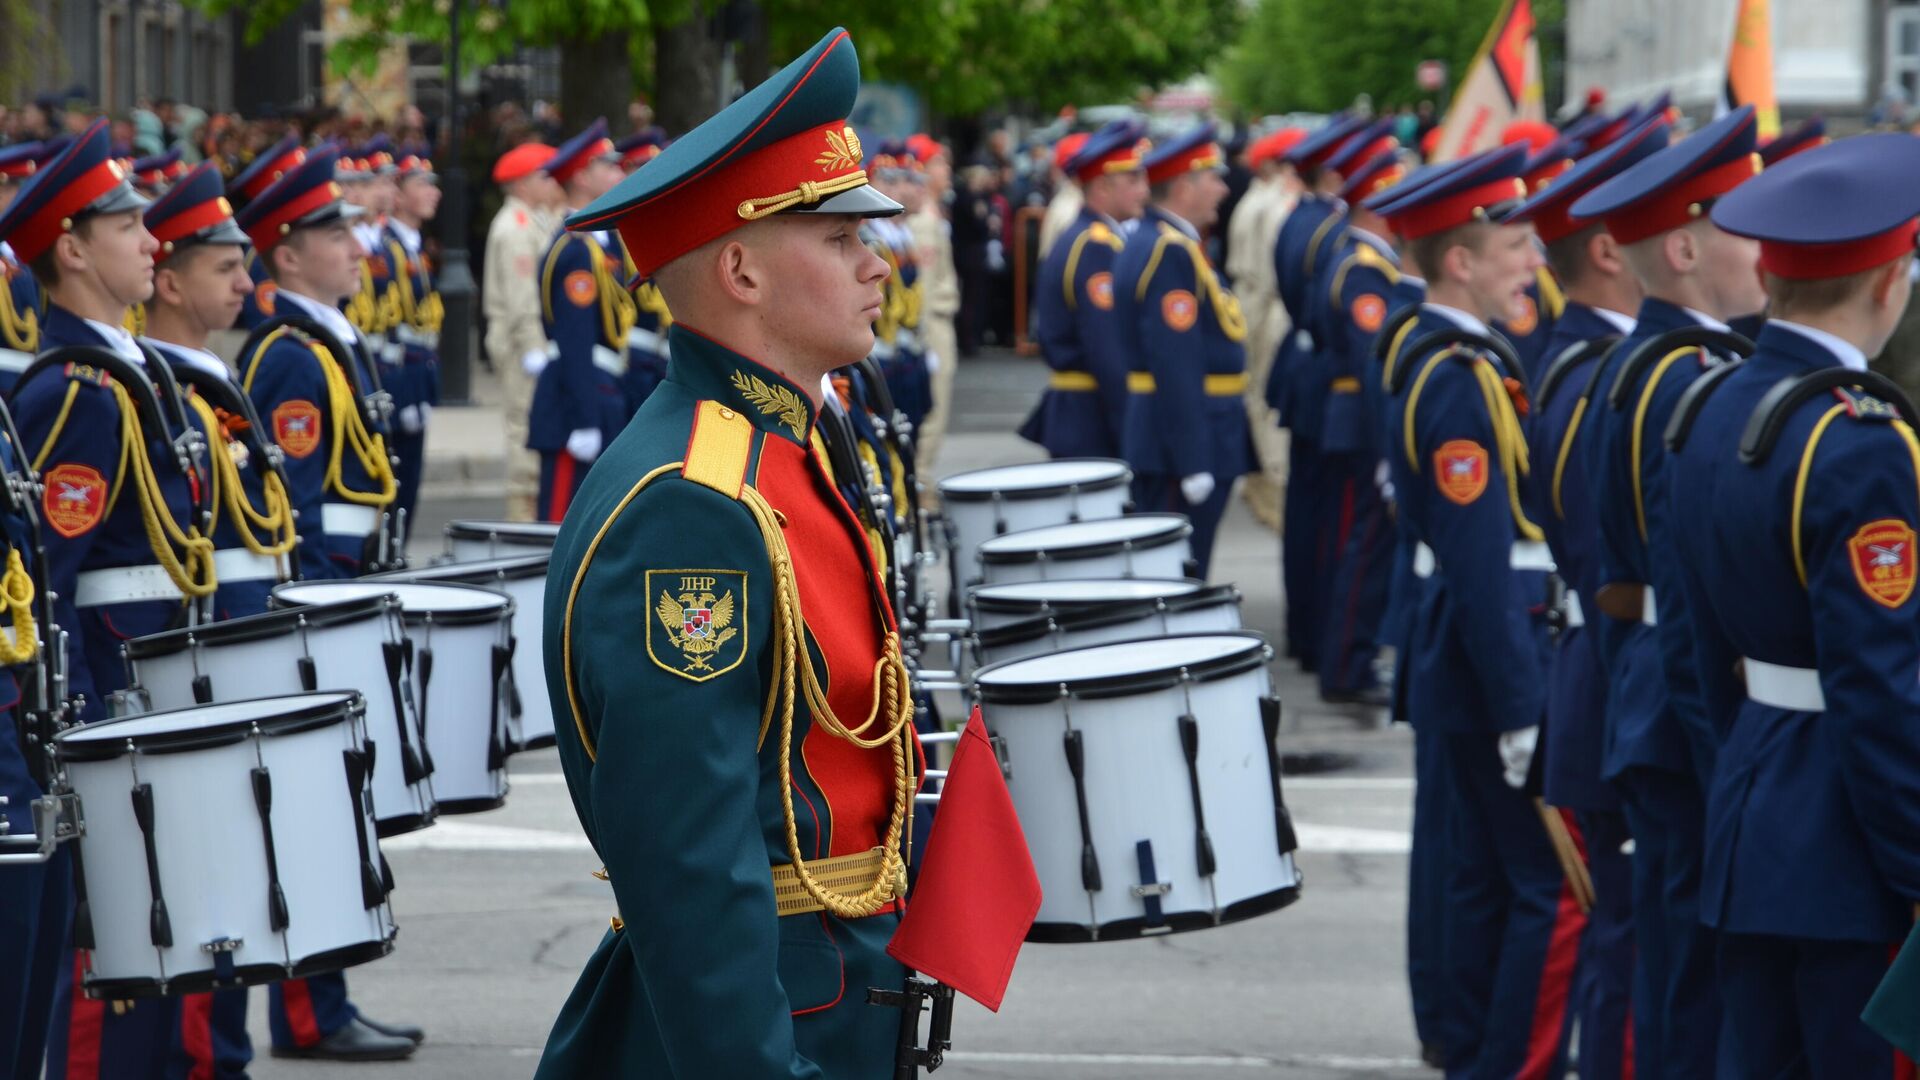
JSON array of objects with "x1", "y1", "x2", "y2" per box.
[
  {"x1": 815, "y1": 127, "x2": 862, "y2": 173},
  {"x1": 730, "y1": 370, "x2": 808, "y2": 438},
  {"x1": 655, "y1": 587, "x2": 738, "y2": 671}
]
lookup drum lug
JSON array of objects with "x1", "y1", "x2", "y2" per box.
[
  {"x1": 1176, "y1": 715, "x2": 1218, "y2": 880},
  {"x1": 251, "y1": 767, "x2": 291, "y2": 932},
  {"x1": 1062, "y1": 729, "x2": 1100, "y2": 895},
  {"x1": 1259, "y1": 696, "x2": 1299, "y2": 856},
  {"x1": 130, "y1": 782, "x2": 174, "y2": 949}
]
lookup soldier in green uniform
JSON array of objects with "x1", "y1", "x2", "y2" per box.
[{"x1": 536, "y1": 27, "x2": 924, "y2": 1078}]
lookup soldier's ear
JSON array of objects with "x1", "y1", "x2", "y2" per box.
[{"x1": 715, "y1": 237, "x2": 761, "y2": 306}]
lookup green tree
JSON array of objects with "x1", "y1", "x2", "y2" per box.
[
  {"x1": 194, "y1": 0, "x2": 1242, "y2": 130},
  {"x1": 1217, "y1": 0, "x2": 1563, "y2": 117}
]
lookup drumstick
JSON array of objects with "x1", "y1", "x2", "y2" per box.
[{"x1": 1534, "y1": 798, "x2": 1595, "y2": 915}]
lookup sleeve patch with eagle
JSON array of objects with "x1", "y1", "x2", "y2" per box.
[{"x1": 647, "y1": 569, "x2": 749, "y2": 681}]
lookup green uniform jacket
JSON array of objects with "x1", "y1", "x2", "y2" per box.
[{"x1": 537, "y1": 323, "x2": 910, "y2": 1079}]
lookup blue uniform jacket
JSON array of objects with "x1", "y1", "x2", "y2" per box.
[
  {"x1": 1670, "y1": 322, "x2": 1920, "y2": 943},
  {"x1": 1116, "y1": 206, "x2": 1255, "y2": 483},
  {"x1": 1317, "y1": 229, "x2": 1399, "y2": 457},
  {"x1": 0, "y1": 422, "x2": 38, "y2": 831},
  {"x1": 1274, "y1": 195, "x2": 1351, "y2": 430},
  {"x1": 380, "y1": 224, "x2": 443, "y2": 415},
  {"x1": 13, "y1": 305, "x2": 208, "y2": 722},
  {"x1": 1386, "y1": 306, "x2": 1548, "y2": 734},
  {"x1": 239, "y1": 307, "x2": 393, "y2": 580},
  {"x1": 1584, "y1": 296, "x2": 1730, "y2": 782},
  {"x1": 0, "y1": 258, "x2": 43, "y2": 392},
  {"x1": 1019, "y1": 207, "x2": 1130, "y2": 457},
  {"x1": 1526, "y1": 302, "x2": 1628, "y2": 812},
  {"x1": 1496, "y1": 269, "x2": 1563, "y2": 386},
  {"x1": 528, "y1": 229, "x2": 635, "y2": 453},
  {"x1": 626, "y1": 256, "x2": 674, "y2": 416},
  {"x1": 236, "y1": 248, "x2": 277, "y2": 331}
]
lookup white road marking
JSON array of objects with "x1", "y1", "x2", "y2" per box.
[
  {"x1": 383, "y1": 820, "x2": 1412, "y2": 855},
  {"x1": 947, "y1": 1050, "x2": 1426, "y2": 1069}
]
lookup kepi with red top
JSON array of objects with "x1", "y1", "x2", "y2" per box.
[
  {"x1": 1502, "y1": 118, "x2": 1670, "y2": 244},
  {"x1": 542, "y1": 118, "x2": 619, "y2": 186},
  {"x1": 1368, "y1": 142, "x2": 1530, "y2": 241},
  {"x1": 1063, "y1": 119, "x2": 1149, "y2": 182},
  {"x1": 230, "y1": 134, "x2": 308, "y2": 206}
]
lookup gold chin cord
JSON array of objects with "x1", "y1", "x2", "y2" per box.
[{"x1": 740, "y1": 482, "x2": 914, "y2": 919}]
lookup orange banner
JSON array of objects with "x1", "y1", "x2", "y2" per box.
[
  {"x1": 1724, "y1": 0, "x2": 1781, "y2": 140},
  {"x1": 1431, "y1": 0, "x2": 1546, "y2": 163}
]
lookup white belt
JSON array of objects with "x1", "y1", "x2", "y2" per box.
[
  {"x1": 1743, "y1": 658, "x2": 1826, "y2": 712},
  {"x1": 75, "y1": 565, "x2": 186, "y2": 607},
  {"x1": 1563, "y1": 590, "x2": 1585, "y2": 628},
  {"x1": 321, "y1": 502, "x2": 380, "y2": 538},
  {"x1": 212, "y1": 548, "x2": 280, "y2": 583},
  {"x1": 592, "y1": 344, "x2": 628, "y2": 377},
  {"x1": 380, "y1": 341, "x2": 405, "y2": 365},
  {"x1": 0, "y1": 348, "x2": 31, "y2": 374},
  {"x1": 393, "y1": 324, "x2": 439, "y2": 350},
  {"x1": 626, "y1": 326, "x2": 668, "y2": 357},
  {"x1": 1640, "y1": 586, "x2": 1658, "y2": 626},
  {"x1": 1412, "y1": 540, "x2": 1556, "y2": 579}
]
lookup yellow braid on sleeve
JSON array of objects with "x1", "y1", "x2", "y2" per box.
[{"x1": 109, "y1": 381, "x2": 216, "y2": 598}]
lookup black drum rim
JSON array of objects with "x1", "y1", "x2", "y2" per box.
[
  {"x1": 973, "y1": 631, "x2": 1271, "y2": 704},
  {"x1": 976, "y1": 515, "x2": 1193, "y2": 566},
  {"x1": 366, "y1": 553, "x2": 549, "y2": 584},
  {"x1": 123, "y1": 595, "x2": 390, "y2": 660},
  {"x1": 54, "y1": 691, "x2": 363, "y2": 762},
  {"x1": 967, "y1": 577, "x2": 1207, "y2": 616},
  {"x1": 272, "y1": 580, "x2": 513, "y2": 627},
  {"x1": 445, "y1": 520, "x2": 561, "y2": 545},
  {"x1": 937, "y1": 458, "x2": 1133, "y2": 503},
  {"x1": 974, "y1": 585, "x2": 1240, "y2": 651}
]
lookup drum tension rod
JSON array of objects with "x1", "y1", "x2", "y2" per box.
[{"x1": 1259, "y1": 696, "x2": 1300, "y2": 856}]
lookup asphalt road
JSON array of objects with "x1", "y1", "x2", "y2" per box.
[{"x1": 245, "y1": 350, "x2": 1431, "y2": 1079}]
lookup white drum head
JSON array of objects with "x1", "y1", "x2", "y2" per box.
[
  {"x1": 58, "y1": 692, "x2": 358, "y2": 747},
  {"x1": 975, "y1": 633, "x2": 1266, "y2": 697},
  {"x1": 971, "y1": 578, "x2": 1204, "y2": 608},
  {"x1": 939, "y1": 459, "x2": 1129, "y2": 499},
  {"x1": 275, "y1": 581, "x2": 510, "y2": 618}
]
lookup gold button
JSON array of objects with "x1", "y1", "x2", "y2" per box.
[{"x1": 718, "y1": 407, "x2": 736, "y2": 420}]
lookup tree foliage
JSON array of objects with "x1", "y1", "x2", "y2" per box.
[
  {"x1": 189, "y1": 0, "x2": 1242, "y2": 126},
  {"x1": 1215, "y1": 0, "x2": 1564, "y2": 116}
]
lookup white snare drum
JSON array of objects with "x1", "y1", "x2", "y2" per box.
[
  {"x1": 124, "y1": 596, "x2": 437, "y2": 836},
  {"x1": 445, "y1": 520, "x2": 560, "y2": 562},
  {"x1": 367, "y1": 554, "x2": 553, "y2": 751},
  {"x1": 938, "y1": 460, "x2": 1131, "y2": 585},
  {"x1": 975, "y1": 633, "x2": 1301, "y2": 942},
  {"x1": 976, "y1": 515, "x2": 1192, "y2": 587},
  {"x1": 274, "y1": 582, "x2": 512, "y2": 814},
  {"x1": 973, "y1": 582, "x2": 1242, "y2": 668},
  {"x1": 968, "y1": 578, "x2": 1212, "y2": 632},
  {"x1": 54, "y1": 692, "x2": 395, "y2": 996}
]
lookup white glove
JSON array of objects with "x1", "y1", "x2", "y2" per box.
[
  {"x1": 1180, "y1": 472, "x2": 1216, "y2": 506},
  {"x1": 522, "y1": 348, "x2": 550, "y2": 377},
  {"x1": 397, "y1": 405, "x2": 423, "y2": 434},
  {"x1": 566, "y1": 427, "x2": 603, "y2": 463},
  {"x1": 1498, "y1": 725, "x2": 1539, "y2": 789},
  {"x1": 418, "y1": 402, "x2": 433, "y2": 427}
]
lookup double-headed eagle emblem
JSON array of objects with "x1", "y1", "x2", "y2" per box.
[{"x1": 655, "y1": 587, "x2": 738, "y2": 671}]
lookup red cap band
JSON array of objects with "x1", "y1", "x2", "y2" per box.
[
  {"x1": 244, "y1": 180, "x2": 341, "y2": 253},
  {"x1": 614, "y1": 120, "x2": 873, "y2": 280},
  {"x1": 10, "y1": 159, "x2": 128, "y2": 263},
  {"x1": 237, "y1": 147, "x2": 307, "y2": 201},
  {"x1": 550, "y1": 139, "x2": 614, "y2": 184},
  {"x1": 1145, "y1": 142, "x2": 1223, "y2": 186},
  {"x1": 1393, "y1": 176, "x2": 1530, "y2": 241},
  {"x1": 1071, "y1": 138, "x2": 1149, "y2": 183},
  {"x1": 1347, "y1": 164, "x2": 1406, "y2": 205},
  {"x1": 152, "y1": 197, "x2": 237, "y2": 258},
  {"x1": 1758, "y1": 219, "x2": 1920, "y2": 281},
  {"x1": 1601, "y1": 153, "x2": 1759, "y2": 245}
]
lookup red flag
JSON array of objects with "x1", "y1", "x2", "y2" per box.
[{"x1": 887, "y1": 707, "x2": 1041, "y2": 1011}]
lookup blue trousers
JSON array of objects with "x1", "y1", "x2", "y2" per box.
[
  {"x1": 1409, "y1": 723, "x2": 1455, "y2": 1054},
  {"x1": 2, "y1": 845, "x2": 69, "y2": 1078},
  {"x1": 1281, "y1": 435, "x2": 1320, "y2": 667},
  {"x1": 537, "y1": 451, "x2": 595, "y2": 524},
  {"x1": 1315, "y1": 454, "x2": 1390, "y2": 696},
  {"x1": 1135, "y1": 473, "x2": 1232, "y2": 581},
  {"x1": 47, "y1": 951, "x2": 175, "y2": 1080},
  {"x1": 1619, "y1": 766, "x2": 1726, "y2": 1080},
  {"x1": 1439, "y1": 733, "x2": 1582, "y2": 1080},
  {"x1": 1718, "y1": 931, "x2": 1907, "y2": 1079},
  {"x1": 269, "y1": 972, "x2": 356, "y2": 1048},
  {"x1": 1573, "y1": 809, "x2": 1636, "y2": 1080}
]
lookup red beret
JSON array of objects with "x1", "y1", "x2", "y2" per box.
[{"x1": 494, "y1": 143, "x2": 555, "y2": 185}]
